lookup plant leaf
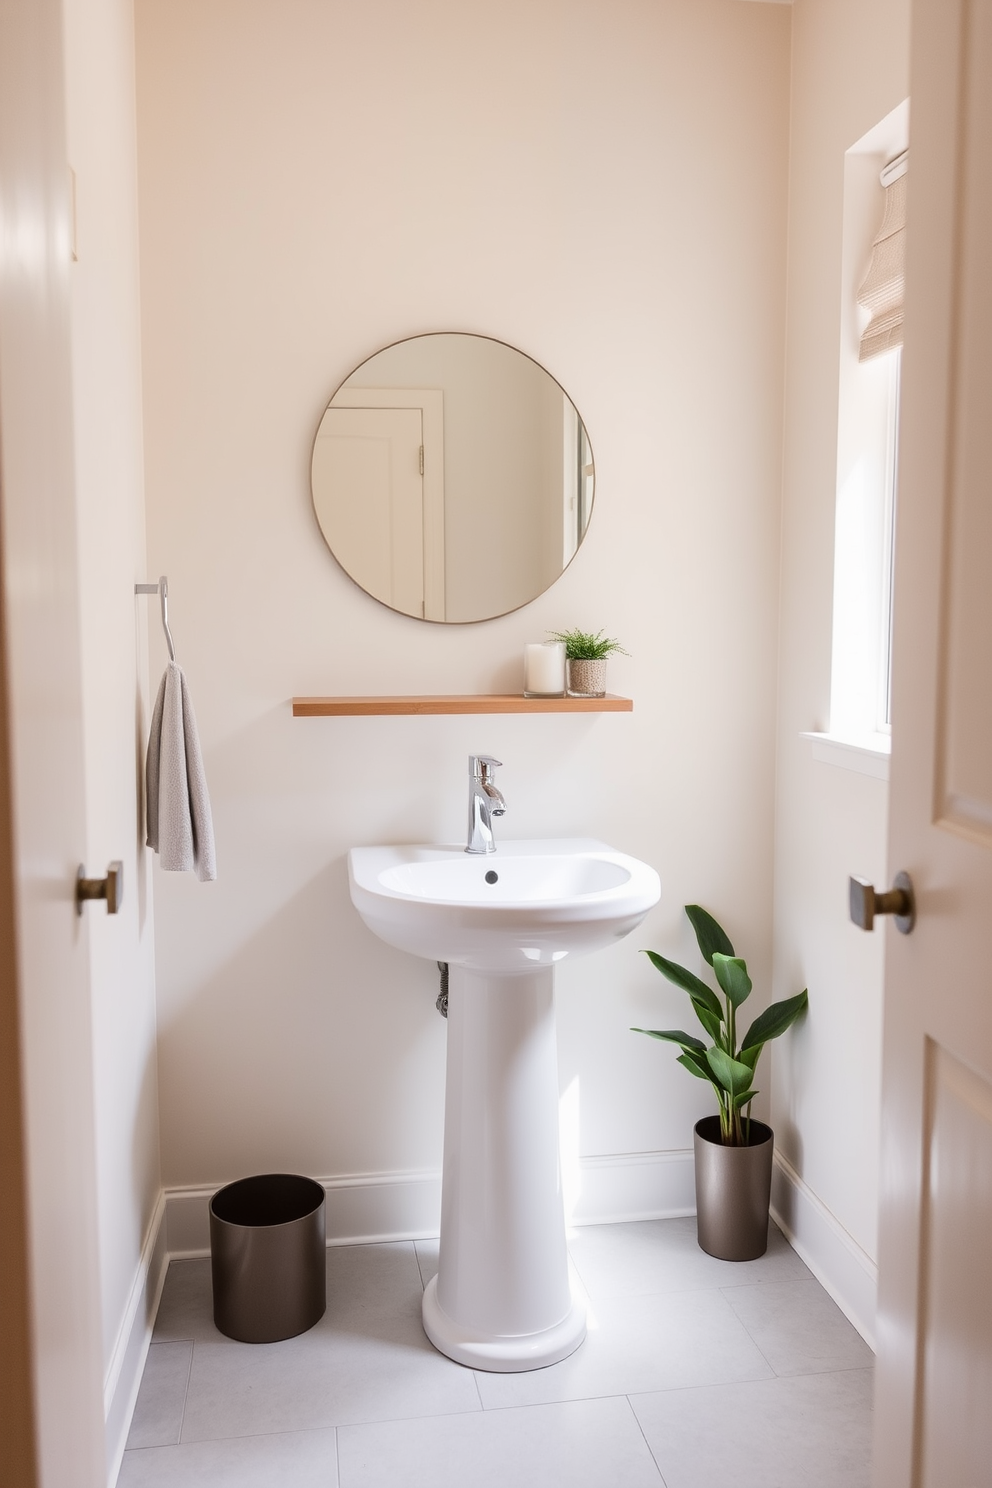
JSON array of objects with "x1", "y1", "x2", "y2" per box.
[
  {"x1": 689, "y1": 1000, "x2": 724, "y2": 1045},
  {"x1": 740, "y1": 989, "x2": 809, "y2": 1055},
  {"x1": 676, "y1": 1051, "x2": 718, "y2": 1084},
  {"x1": 706, "y1": 1045, "x2": 755, "y2": 1097},
  {"x1": 546, "y1": 628, "x2": 629, "y2": 660},
  {"x1": 712, "y1": 954, "x2": 753, "y2": 1008},
  {"x1": 738, "y1": 1044, "x2": 762, "y2": 1073},
  {"x1": 630, "y1": 1027, "x2": 707, "y2": 1054},
  {"x1": 642, "y1": 951, "x2": 723, "y2": 1021},
  {"x1": 684, "y1": 904, "x2": 735, "y2": 964},
  {"x1": 732, "y1": 1087, "x2": 759, "y2": 1108}
]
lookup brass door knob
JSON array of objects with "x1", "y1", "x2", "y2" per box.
[
  {"x1": 849, "y1": 871, "x2": 914, "y2": 934},
  {"x1": 76, "y1": 861, "x2": 124, "y2": 916}
]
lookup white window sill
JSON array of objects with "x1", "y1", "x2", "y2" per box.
[{"x1": 800, "y1": 731, "x2": 891, "y2": 781}]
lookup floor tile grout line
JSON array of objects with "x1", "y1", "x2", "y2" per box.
[
  {"x1": 334, "y1": 1424, "x2": 341, "y2": 1487},
  {"x1": 627, "y1": 1363, "x2": 874, "y2": 1398},
  {"x1": 722, "y1": 1311, "x2": 780, "y2": 1379},
  {"x1": 717, "y1": 1276, "x2": 819, "y2": 1297},
  {"x1": 121, "y1": 1339, "x2": 193, "y2": 1456},
  {"x1": 624, "y1": 1394, "x2": 671, "y2": 1487},
  {"x1": 472, "y1": 1371, "x2": 781, "y2": 1412},
  {"x1": 557, "y1": 1276, "x2": 811, "y2": 1306},
  {"x1": 473, "y1": 1389, "x2": 677, "y2": 1415},
  {"x1": 562, "y1": 1264, "x2": 815, "y2": 1306},
  {"x1": 708, "y1": 1283, "x2": 786, "y2": 1379},
  {"x1": 770, "y1": 1361, "x2": 878, "y2": 1379},
  {"x1": 127, "y1": 1422, "x2": 350, "y2": 1453},
  {"x1": 176, "y1": 1337, "x2": 194, "y2": 1445},
  {"x1": 172, "y1": 1403, "x2": 497, "y2": 1451},
  {"x1": 564, "y1": 1249, "x2": 595, "y2": 1298},
  {"x1": 123, "y1": 1416, "x2": 345, "y2": 1464},
  {"x1": 335, "y1": 1404, "x2": 495, "y2": 1434}
]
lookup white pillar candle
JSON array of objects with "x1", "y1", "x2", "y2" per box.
[{"x1": 524, "y1": 642, "x2": 566, "y2": 697}]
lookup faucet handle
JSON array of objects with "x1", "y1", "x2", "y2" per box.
[{"x1": 469, "y1": 754, "x2": 502, "y2": 779}]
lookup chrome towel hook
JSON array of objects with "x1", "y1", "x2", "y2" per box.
[{"x1": 135, "y1": 575, "x2": 177, "y2": 662}]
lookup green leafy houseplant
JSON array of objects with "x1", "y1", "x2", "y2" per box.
[
  {"x1": 633, "y1": 905, "x2": 808, "y2": 1147},
  {"x1": 547, "y1": 628, "x2": 629, "y2": 660}
]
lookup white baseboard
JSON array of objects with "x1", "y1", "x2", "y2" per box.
[
  {"x1": 570, "y1": 1148, "x2": 696, "y2": 1225},
  {"x1": 163, "y1": 1150, "x2": 697, "y2": 1259},
  {"x1": 770, "y1": 1151, "x2": 877, "y2": 1349},
  {"x1": 165, "y1": 1168, "x2": 445, "y2": 1257},
  {"x1": 103, "y1": 1191, "x2": 169, "y2": 1488}
]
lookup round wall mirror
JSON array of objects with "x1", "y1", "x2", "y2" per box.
[{"x1": 310, "y1": 333, "x2": 595, "y2": 623}]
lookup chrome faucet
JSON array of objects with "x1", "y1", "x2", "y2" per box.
[{"x1": 466, "y1": 755, "x2": 506, "y2": 854}]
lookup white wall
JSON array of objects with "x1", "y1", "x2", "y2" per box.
[
  {"x1": 770, "y1": 0, "x2": 910, "y2": 1341},
  {"x1": 62, "y1": 0, "x2": 163, "y2": 1463},
  {"x1": 134, "y1": 0, "x2": 790, "y2": 1225}
]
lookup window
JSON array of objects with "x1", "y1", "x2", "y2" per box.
[
  {"x1": 824, "y1": 103, "x2": 909, "y2": 760},
  {"x1": 830, "y1": 343, "x2": 900, "y2": 745}
]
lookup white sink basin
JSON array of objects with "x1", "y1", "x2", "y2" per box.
[
  {"x1": 348, "y1": 838, "x2": 660, "y2": 973},
  {"x1": 347, "y1": 835, "x2": 660, "y2": 1373}
]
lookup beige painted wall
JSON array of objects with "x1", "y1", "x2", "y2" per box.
[
  {"x1": 134, "y1": 0, "x2": 790, "y2": 1203},
  {"x1": 63, "y1": 0, "x2": 163, "y2": 1440},
  {"x1": 771, "y1": 0, "x2": 911, "y2": 1279}
]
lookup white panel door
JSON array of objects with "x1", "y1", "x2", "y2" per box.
[
  {"x1": 873, "y1": 2, "x2": 992, "y2": 1483},
  {"x1": 0, "y1": 0, "x2": 106, "y2": 1483}
]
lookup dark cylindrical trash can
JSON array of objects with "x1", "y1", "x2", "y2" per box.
[{"x1": 209, "y1": 1173, "x2": 326, "y2": 1343}]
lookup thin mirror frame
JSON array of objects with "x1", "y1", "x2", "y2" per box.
[{"x1": 309, "y1": 331, "x2": 596, "y2": 624}]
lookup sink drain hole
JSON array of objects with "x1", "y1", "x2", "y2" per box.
[{"x1": 485, "y1": 870, "x2": 498, "y2": 884}]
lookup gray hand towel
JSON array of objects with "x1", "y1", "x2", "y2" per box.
[{"x1": 146, "y1": 661, "x2": 217, "y2": 882}]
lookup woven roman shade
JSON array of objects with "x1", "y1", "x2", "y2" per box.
[{"x1": 857, "y1": 162, "x2": 907, "y2": 362}]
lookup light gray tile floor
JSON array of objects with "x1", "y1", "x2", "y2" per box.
[
  {"x1": 124, "y1": 1342, "x2": 192, "y2": 1450},
  {"x1": 631, "y1": 1369, "x2": 875, "y2": 1488},
  {"x1": 117, "y1": 1219, "x2": 874, "y2": 1488}
]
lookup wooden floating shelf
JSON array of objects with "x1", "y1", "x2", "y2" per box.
[{"x1": 292, "y1": 694, "x2": 633, "y2": 717}]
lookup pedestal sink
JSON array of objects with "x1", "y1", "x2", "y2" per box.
[{"x1": 348, "y1": 838, "x2": 660, "y2": 1371}]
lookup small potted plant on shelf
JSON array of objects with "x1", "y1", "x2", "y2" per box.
[
  {"x1": 547, "y1": 628, "x2": 629, "y2": 698},
  {"x1": 632, "y1": 905, "x2": 808, "y2": 1260}
]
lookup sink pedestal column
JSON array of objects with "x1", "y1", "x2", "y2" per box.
[{"x1": 422, "y1": 964, "x2": 586, "y2": 1372}]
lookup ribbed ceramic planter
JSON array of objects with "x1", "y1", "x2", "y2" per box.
[
  {"x1": 693, "y1": 1116, "x2": 773, "y2": 1261},
  {"x1": 566, "y1": 658, "x2": 607, "y2": 696}
]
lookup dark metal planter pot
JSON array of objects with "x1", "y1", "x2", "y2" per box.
[
  {"x1": 210, "y1": 1173, "x2": 326, "y2": 1343},
  {"x1": 693, "y1": 1117, "x2": 774, "y2": 1261}
]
